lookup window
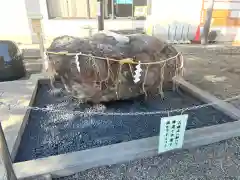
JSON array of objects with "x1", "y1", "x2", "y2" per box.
[
  {"x1": 46, "y1": 0, "x2": 147, "y2": 19},
  {"x1": 46, "y1": 0, "x2": 97, "y2": 19}
]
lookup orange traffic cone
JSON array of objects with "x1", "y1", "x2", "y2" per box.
[{"x1": 191, "y1": 25, "x2": 201, "y2": 44}]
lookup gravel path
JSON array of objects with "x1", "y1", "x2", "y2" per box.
[
  {"x1": 54, "y1": 45, "x2": 240, "y2": 180},
  {"x1": 176, "y1": 45, "x2": 240, "y2": 105},
  {"x1": 58, "y1": 138, "x2": 240, "y2": 180}
]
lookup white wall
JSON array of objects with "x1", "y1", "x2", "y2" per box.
[
  {"x1": 151, "y1": 0, "x2": 202, "y2": 25},
  {"x1": 0, "y1": 0, "x2": 32, "y2": 43}
]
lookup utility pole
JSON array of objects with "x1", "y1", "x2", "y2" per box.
[
  {"x1": 0, "y1": 122, "x2": 17, "y2": 180},
  {"x1": 111, "y1": 0, "x2": 115, "y2": 19},
  {"x1": 86, "y1": 0, "x2": 91, "y2": 19},
  {"x1": 201, "y1": 0, "x2": 215, "y2": 45},
  {"x1": 132, "y1": 0, "x2": 134, "y2": 19},
  {"x1": 97, "y1": 0, "x2": 104, "y2": 31},
  {"x1": 147, "y1": 0, "x2": 152, "y2": 15}
]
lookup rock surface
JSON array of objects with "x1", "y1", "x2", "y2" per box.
[{"x1": 47, "y1": 31, "x2": 183, "y2": 103}]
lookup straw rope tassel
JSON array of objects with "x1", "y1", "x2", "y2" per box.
[
  {"x1": 115, "y1": 64, "x2": 123, "y2": 99},
  {"x1": 75, "y1": 52, "x2": 81, "y2": 73},
  {"x1": 159, "y1": 62, "x2": 166, "y2": 98},
  {"x1": 133, "y1": 61, "x2": 142, "y2": 84},
  {"x1": 142, "y1": 65, "x2": 149, "y2": 98}
]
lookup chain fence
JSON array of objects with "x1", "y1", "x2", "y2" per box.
[
  {"x1": 1, "y1": 80, "x2": 240, "y2": 179},
  {"x1": 1, "y1": 90, "x2": 240, "y2": 117},
  {"x1": 1, "y1": 85, "x2": 240, "y2": 162}
]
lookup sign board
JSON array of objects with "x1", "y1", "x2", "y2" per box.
[
  {"x1": 115, "y1": 0, "x2": 133, "y2": 4},
  {"x1": 31, "y1": 19, "x2": 42, "y2": 34},
  {"x1": 158, "y1": 114, "x2": 188, "y2": 153},
  {"x1": 134, "y1": 6, "x2": 147, "y2": 17}
]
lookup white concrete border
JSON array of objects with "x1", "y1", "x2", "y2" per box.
[
  {"x1": 0, "y1": 74, "x2": 44, "y2": 158},
  {"x1": 0, "y1": 74, "x2": 47, "y2": 179},
  {"x1": 1, "y1": 77, "x2": 240, "y2": 179},
  {"x1": 11, "y1": 120, "x2": 240, "y2": 179}
]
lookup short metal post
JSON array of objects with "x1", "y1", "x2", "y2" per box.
[{"x1": 0, "y1": 122, "x2": 17, "y2": 180}]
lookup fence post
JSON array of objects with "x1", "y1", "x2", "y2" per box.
[{"x1": 0, "y1": 122, "x2": 17, "y2": 180}]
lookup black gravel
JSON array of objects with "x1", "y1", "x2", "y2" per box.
[{"x1": 15, "y1": 83, "x2": 235, "y2": 162}]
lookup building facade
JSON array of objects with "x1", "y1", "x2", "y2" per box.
[
  {"x1": 0, "y1": 0, "x2": 145, "y2": 44},
  {"x1": 1, "y1": 0, "x2": 240, "y2": 44}
]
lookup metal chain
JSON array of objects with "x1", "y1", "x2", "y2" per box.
[{"x1": 1, "y1": 94, "x2": 240, "y2": 116}]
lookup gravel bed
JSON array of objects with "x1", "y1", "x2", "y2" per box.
[{"x1": 15, "y1": 82, "x2": 234, "y2": 162}]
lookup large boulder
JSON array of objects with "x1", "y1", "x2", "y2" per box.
[{"x1": 46, "y1": 31, "x2": 183, "y2": 103}]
